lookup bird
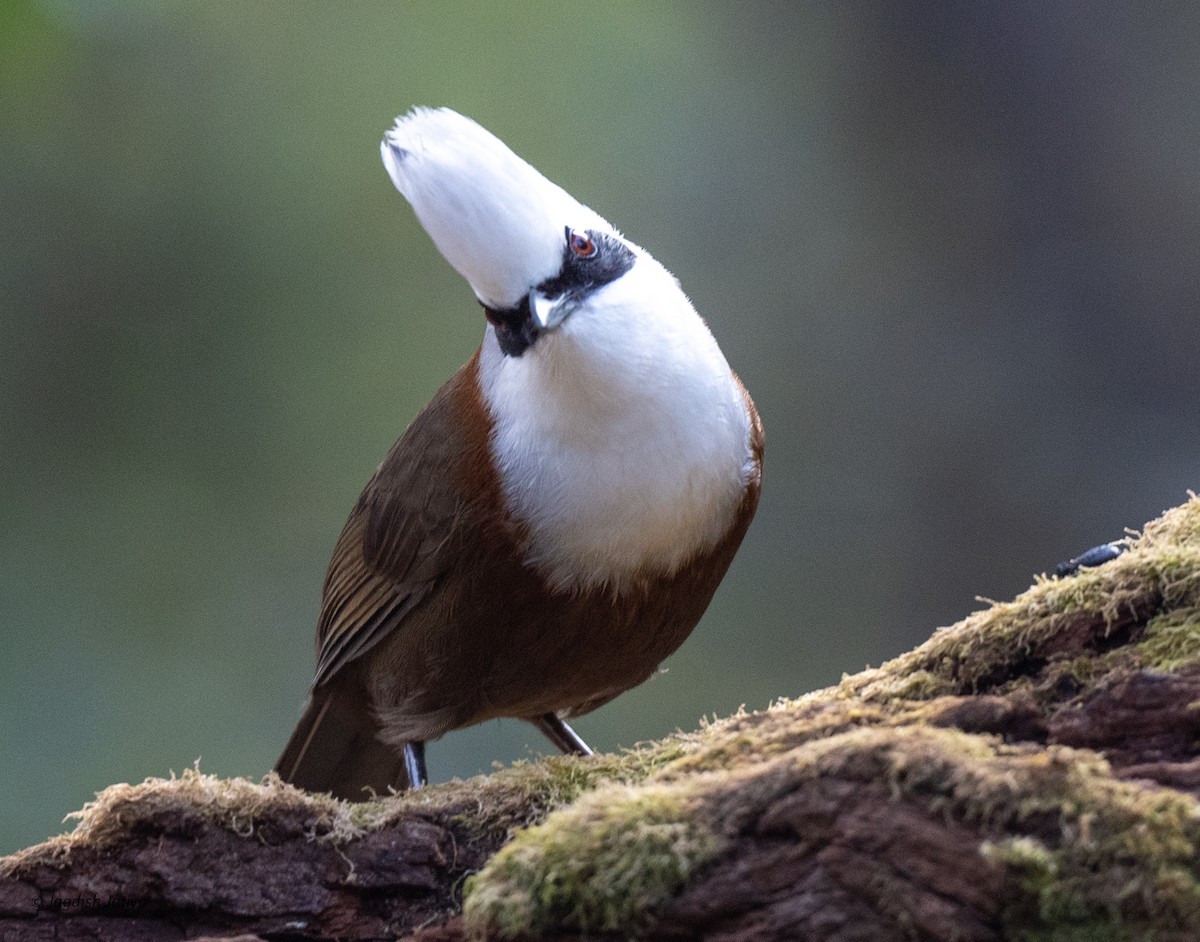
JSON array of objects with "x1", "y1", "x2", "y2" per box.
[{"x1": 275, "y1": 107, "x2": 763, "y2": 799}]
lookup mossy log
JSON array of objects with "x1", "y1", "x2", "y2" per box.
[{"x1": 4, "y1": 497, "x2": 1200, "y2": 942}]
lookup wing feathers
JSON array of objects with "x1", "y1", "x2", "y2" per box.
[{"x1": 310, "y1": 355, "x2": 492, "y2": 688}]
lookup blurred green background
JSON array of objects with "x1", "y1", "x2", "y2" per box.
[{"x1": 3, "y1": 1, "x2": 1198, "y2": 854}]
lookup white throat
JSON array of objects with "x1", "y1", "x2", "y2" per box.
[{"x1": 478, "y1": 254, "x2": 754, "y2": 592}]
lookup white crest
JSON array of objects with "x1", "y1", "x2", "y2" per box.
[{"x1": 382, "y1": 107, "x2": 609, "y2": 309}]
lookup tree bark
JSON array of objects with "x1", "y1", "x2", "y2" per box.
[{"x1": 4, "y1": 496, "x2": 1200, "y2": 941}]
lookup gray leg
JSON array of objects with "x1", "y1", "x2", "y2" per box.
[
  {"x1": 533, "y1": 713, "x2": 593, "y2": 756},
  {"x1": 404, "y1": 741, "x2": 428, "y2": 788}
]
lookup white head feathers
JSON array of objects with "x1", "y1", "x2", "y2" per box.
[{"x1": 381, "y1": 107, "x2": 611, "y2": 310}]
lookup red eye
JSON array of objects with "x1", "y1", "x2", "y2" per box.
[{"x1": 568, "y1": 229, "x2": 597, "y2": 258}]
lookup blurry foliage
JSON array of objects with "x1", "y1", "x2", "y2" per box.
[{"x1": 2, "y1": 2, "x2": 1199, "y2": 854}]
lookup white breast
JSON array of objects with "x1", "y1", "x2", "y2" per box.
[{"x1": 478, "y1": 253, "x2": 754, "y2": 592}]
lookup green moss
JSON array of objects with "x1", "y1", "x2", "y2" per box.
[
  {"x1": 689, "y1": 724, "x2": 1200, "y2": 939},
  {"x1": 837, "y1": 496, "x2": 1200, "y2": 707},
  {"x1": 1139, "y1": 608, "x2": 1200, "y2": 672},
  {"x1": 461, "y1": 721, "x2": 1200, "y2": 939},
  {"x1": 863, "y1": 667, "x2": 959, "y2": 702},
  {"x1": 794, "y1": 726, "x2": 1200, "y2": 936},
  {"x1": 975, "y1": 756, "x2": 1200, "y2": 938},
  {"x1": 1044, "y1": 649, "x2": 1129, "y2": 692},
  {"x1": 463, "y1": 785, "x2": 720, "y2": 939},
  {"x1": 986, "y1": 835, "x2": 1059, "y2": 885},
  {"x1": 74, "y1": 769, "x2": 358, "y2": 846},
  {"x1": 356, "y1": 737, "x2": 697, "y2": 846},
  {"x1": 1008, "y1": 925, "x2": 1159, "y2": 942},
  {"x1": 4, "y1": 737, "x2": 696, "y2": 877}
]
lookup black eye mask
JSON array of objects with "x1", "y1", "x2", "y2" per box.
[{"x1": 483, "y1": 228, "x2": 636, "y2": 358}]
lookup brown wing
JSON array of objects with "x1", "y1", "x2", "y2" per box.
[{"x1": 311, "y1": 355, "x2": 488, "y2": 688}]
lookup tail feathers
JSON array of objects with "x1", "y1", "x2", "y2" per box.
[{"x1": 276, "y1": 689, "x2": 408, "y2": 800}]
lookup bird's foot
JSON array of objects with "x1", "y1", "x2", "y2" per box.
[
  {"x1": 404, "y1": 741, "x2": 428, "y2": 788},
  {"x1": 533, "y1": 713, "x2": 593, "y2": 756}
]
